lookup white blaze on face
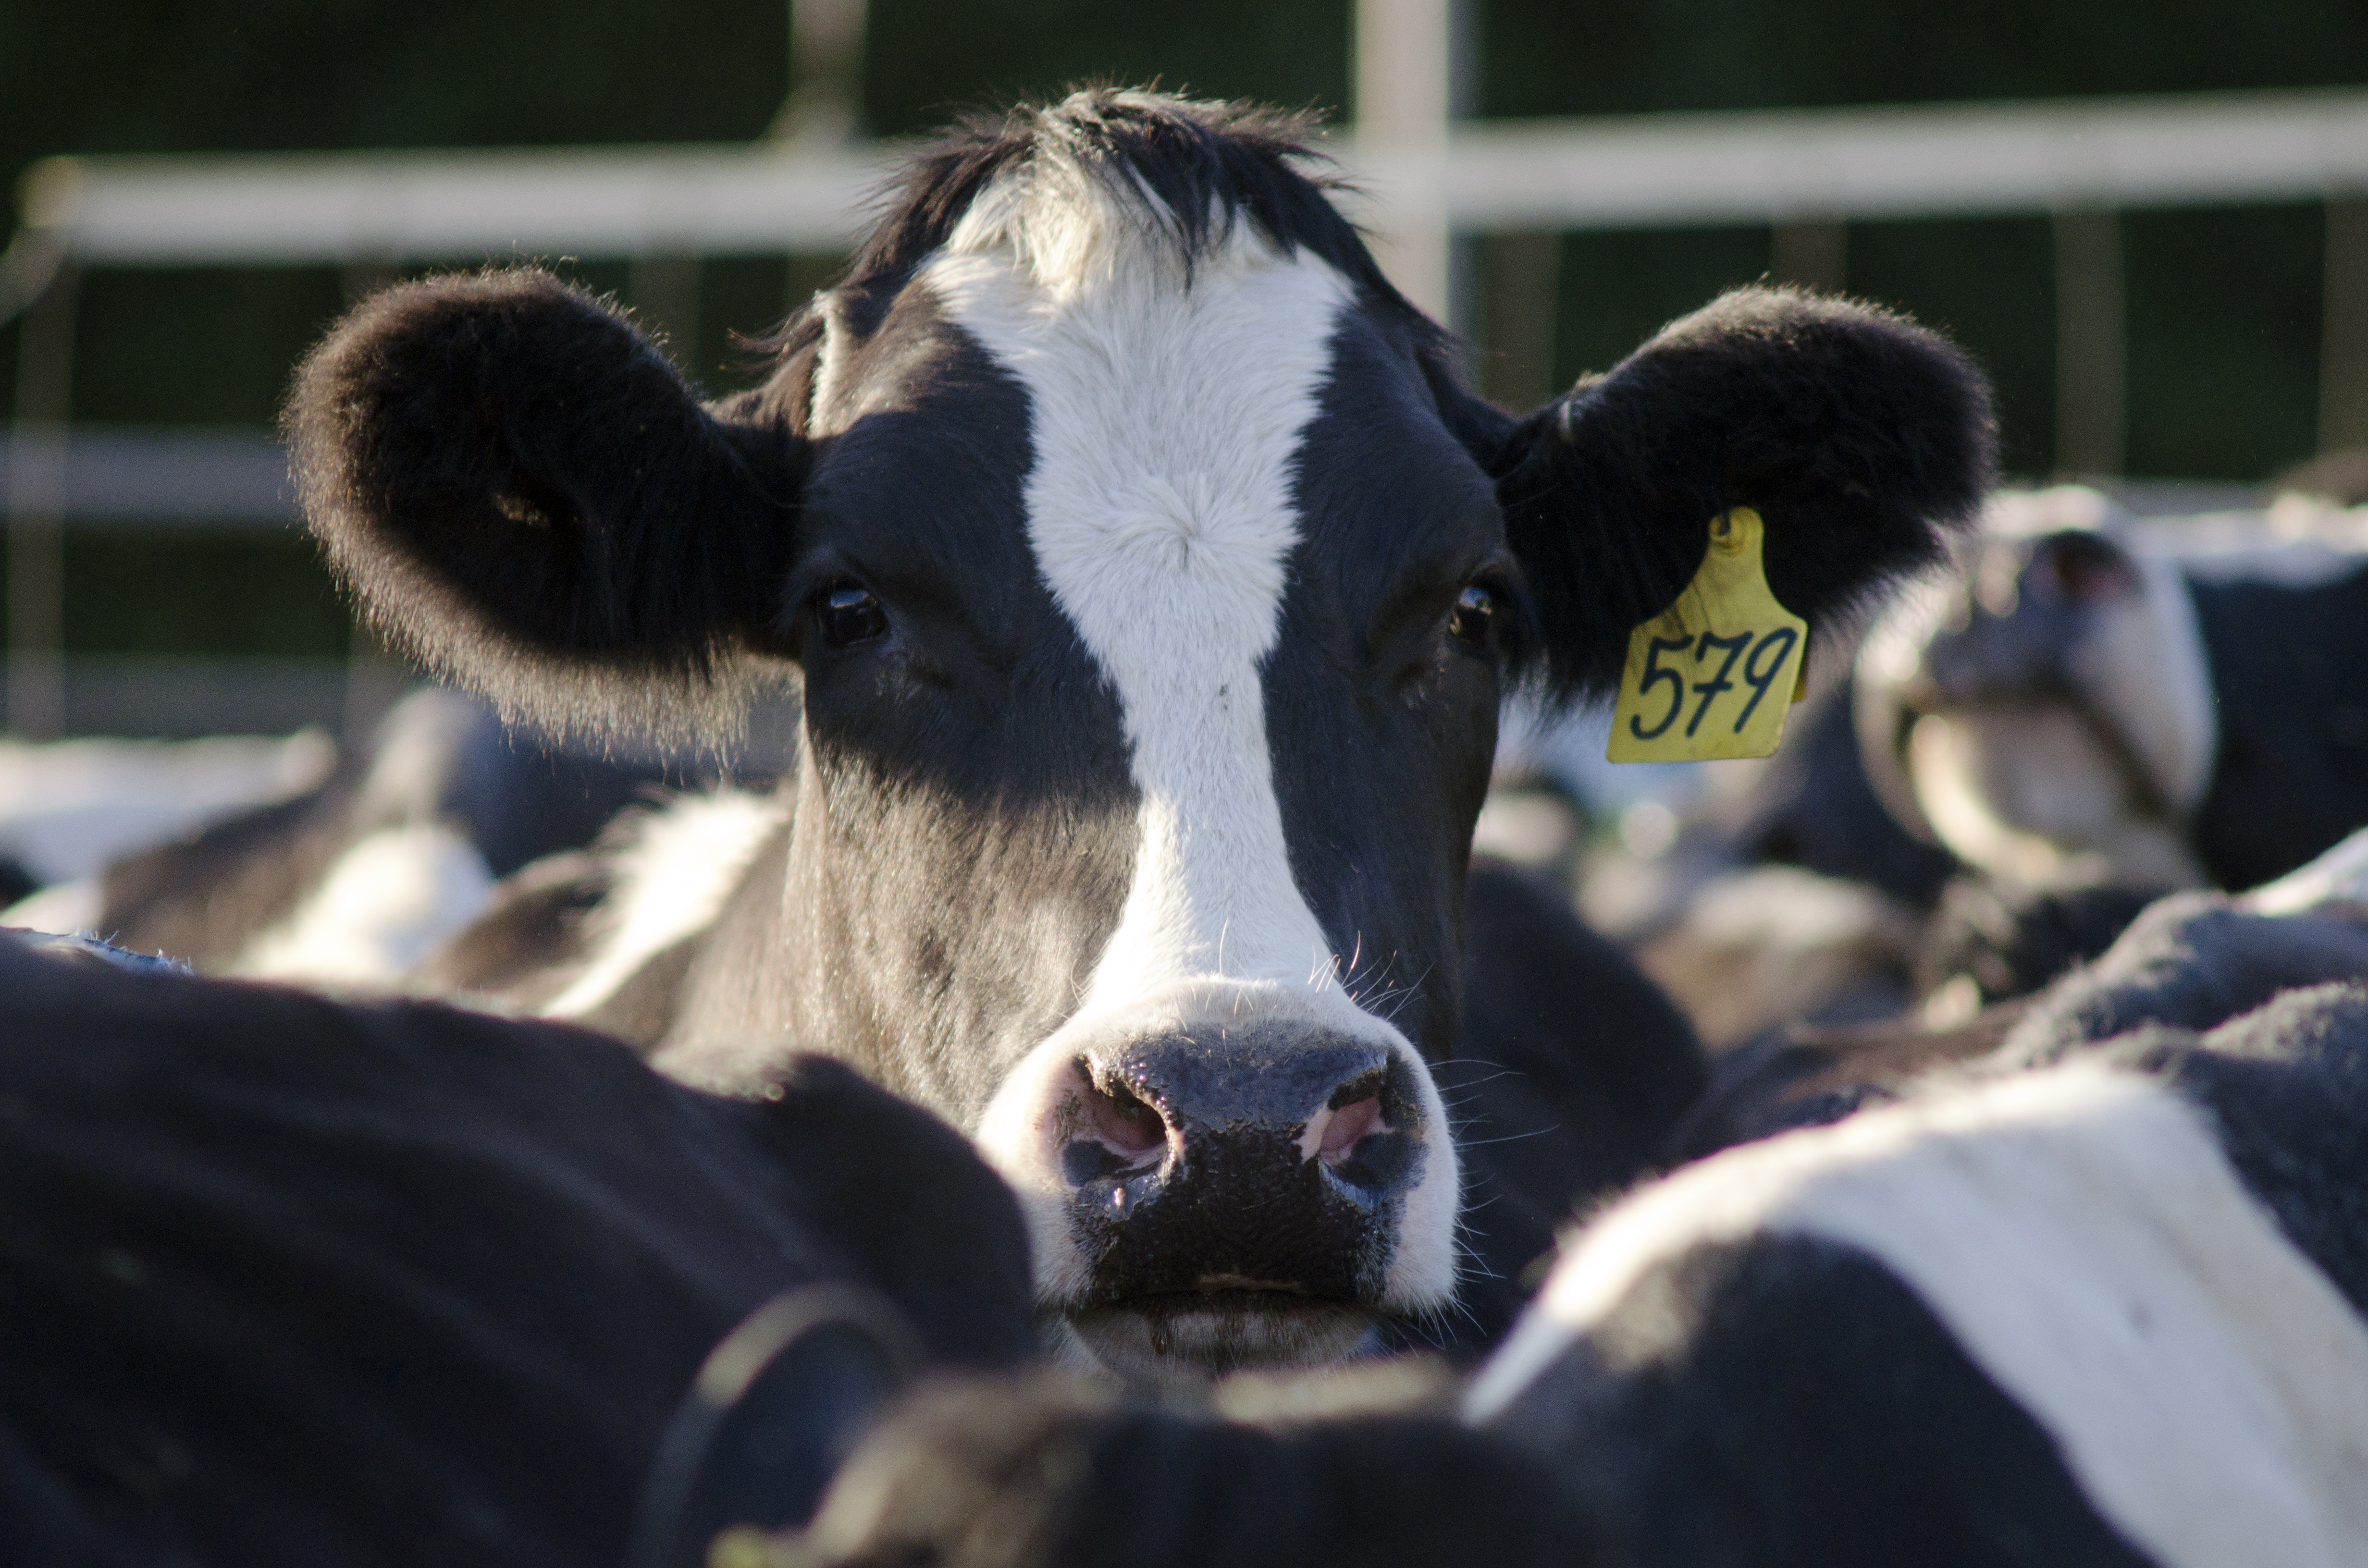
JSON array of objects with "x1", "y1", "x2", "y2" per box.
[
  {"x1": 927, "y1": 218, "x2": 1344, "y2": 1002},
  {"x1": 931, "y1": 185, "x2": 1458, "y2": 1320}
]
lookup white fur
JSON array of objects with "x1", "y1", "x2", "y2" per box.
[
  {"x1": 1466, "y1": 1064, "x2": 2368, "y2": 1568},
  {"x1": 232, "y1": 824, "x2": 493, "y2": 987},
  {"x1": 0, "y1": 729, "x2": 336, "y2": 885},
  {"x1": 0, "y1": 876, "x2": 101, "y2": 935},
  {"x1": 543, "y1": 789, "x2": 786, "y2": 1019},
  {"x1": 2089, "y1": 547, "x2": 2218, "y2": 817},
  {"x1": 1905, "y1": 708, "x2": 2205, "y2": 889},
  {"x1": 2243, "y1": 826, "x2": 2368, "y2": 916},
  {"x1": 1978, "y1": 483, "x2": 2134, "y2": 539},
  {"x1": 927, "y1": 169, "x2": 1459, "y2": 1323},
  {"x1": 2151, "y1": 493, "x2": 2368, "y2": 588},
  {"x1": 1978, "y1": 492, "x2": 2220, "y2": 824}
]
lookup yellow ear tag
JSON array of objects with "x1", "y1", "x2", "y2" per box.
[{"x1": 1606, "y1": 507, "x2": 1807, "y2": 763}]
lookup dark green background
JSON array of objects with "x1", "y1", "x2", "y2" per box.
[{"x1": 4, "y1": 0, "x2": 2363, "y2": 657}]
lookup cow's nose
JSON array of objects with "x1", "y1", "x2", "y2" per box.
[
  {"x1": 1067, "y1": 1033, "x2": 1413, "y2": 1186},
  {"x1": 1057, "y1": 1030, "x2": 1426, "y2": 1300}
]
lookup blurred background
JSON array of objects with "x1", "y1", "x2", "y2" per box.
[{"x1": 1, "y1": 0, "x2": 2365, "y2": 747}]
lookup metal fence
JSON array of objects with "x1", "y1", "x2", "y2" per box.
[{"x1": 8, "y1": 26, "x2": 2368, "y2": 734}]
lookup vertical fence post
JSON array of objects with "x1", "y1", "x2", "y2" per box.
[
  {"x1": 631, "y1": 255, "x2": 703, "y2": 375},
  {"x1": 7, "y1": 261, "x2": 76, "y2": 740},
  {"x1": 2053, "y1": 207, "x2": 2127, "y2": 479},
  {"x1": 772, "y1": 0, "x2": 866, "y2": 145},
  {"x1": 2319, "y1": 196, "x2": 2368, "y2": 456},
  {"x1": 1769, "y1": 219, "x2": 1848, "y2": 294},
  {"x1": 1356, "y1": 0, "x2": 1455, "y2": 326},
  {"x1": 1479, "y1": 231, "x2": 1560, "y2": 409}
]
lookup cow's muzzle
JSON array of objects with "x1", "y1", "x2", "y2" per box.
[{"x1": 1047, "y1": 1028, "x2": 1429, "y2": 1385}]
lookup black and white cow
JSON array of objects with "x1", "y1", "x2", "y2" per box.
[
  {"x1": 0, "y1": 928, "x2": 1032, "y2": 1568},
  {"x1": 1468, "y1": 876, "x2": 2368, "y2": 1566},
  {"x1": 73, "y1": 686, "x2": 691, "y2": 982},
  {"x1": 289, "y1": 90, "x2": 1992, "y2": 1381},
  {"x1": 1858, "y1": 483, "x2": 2368, "y2": 897},
  {"x1": 722, "y1": 834, "x2": 2368, "y2": 1568}
]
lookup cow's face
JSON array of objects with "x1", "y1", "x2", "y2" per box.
[
  {"x1": 1855, "y1": 490, "x2": 2217, "y2": 892},
  {"x1": 290, "y1": 90, "x2": 1995, "y2": 1383},
  {"x1": 767, "y1": 203, "x2": 1504, "y2": 1379}
]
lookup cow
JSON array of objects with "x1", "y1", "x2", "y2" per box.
[
  {"x1": 287, "y1": 89, "x2": 1994, "y2": 1382},
  {"x1": 702, "y1": 833, "x2": 2368, "y2": 1568},
  {"x1": 1857, "y1": 483, "x2": 2368, "y2": 899},
  {"x1": 0, "y1": 927, "x2": 1033, "y2": 1568},
  {"x1": 0, "y1": 726, "x2": 335, "y2": 927},
  {"x1": 67, "y1": 687, "x2": 711, "y2": 984}
]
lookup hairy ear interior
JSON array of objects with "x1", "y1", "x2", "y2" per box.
[
  {"x1": 1488, "y1": 286, "x2": 1998, "y2": 706},
  {"x1": 286, "y1": 268, "x2": 808, "y2": 745}
]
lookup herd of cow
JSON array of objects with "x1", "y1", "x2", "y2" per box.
[{"x1": 4, "y1": 90, "x2": 2367, "y2": 1567}]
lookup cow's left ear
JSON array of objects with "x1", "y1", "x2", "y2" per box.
[
  {"x1": 1475, "y1": 286, "x2": 1996, "y2": 703},
  {"x1": 287, "y1": 268, "x2": 811, "y2": 743}
]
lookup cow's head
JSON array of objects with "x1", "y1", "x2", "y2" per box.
[
  {"x1": 1855, "y1": 487, "x2": 2217, "y2": 893},
  {"x1": 289, "y1": 91, "x2": 1992, "y2": 1382}
]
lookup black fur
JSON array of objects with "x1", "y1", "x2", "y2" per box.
[
  {"x1": 1664, "y1": 1001, "x2": 2025, "y2": 1163},
  {"x1": 1483, "y1": 286, "x2": 1997, "y2": 702},
  {"x1": 2089, "y1": 983, "x2": 2368, "y2": 1316},
  {"x1": 2189, "y1": 564, "x2": 2368, "y2": 889},
  {"x1": 1671, "y1": 887, "x2": 2368, "y2": 1161},
  {"x1": 1913, "y1": 874, "x2": 2164, "y2": 1006},
  {"x1": 825, "y1": 90, "x2": 1435, "y2": 345},
  {"x1": 1997, "y1": 891, "x2": 2368, "y2": 1066},
  {"x1": 1437, "y1": 859, "x2": 1707, "y2": 1349},
  {"x1": 783, "y1": 1373, "x2": 1605, "y2": 1568},
  {"x1": 0, "y1": 935, "x2": 1032, "y2": 1568},
  {"x1": 287, "y1": 270, "x2": 806, "y2": 741},
  {"x1": 1486, "y1": 1237, "x2": 2154, "y2": 1568},
  {"x1": 409, "y1": 849, "x2": 611, "y2": 1003}
]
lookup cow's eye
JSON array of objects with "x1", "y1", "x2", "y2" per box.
[
  {"x1": 818, "y1": 585, "x2": 889, "y2": 648},
  {"x1": 1447, "y1": 583, "x2": 1498, "y2": 648}
]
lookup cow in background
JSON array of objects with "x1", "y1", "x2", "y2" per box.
[
  {"x1": 37, "y1": 688, "x2": 725, "y2": 984},
  {"x1": 1859, "y1": 483, "x2": 2368, "y2": 899}
]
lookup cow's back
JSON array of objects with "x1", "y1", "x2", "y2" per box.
[{"x1": 0, "y1": 937, "x2": 1032, "y2": 1568}]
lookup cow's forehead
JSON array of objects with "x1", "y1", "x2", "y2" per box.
[
  {"x1": 800, "y1": 240, "x2": 1502, "y2": 636},
  {"x1": 921, "y1": 232, "x2": 1349, "y2": 691}
]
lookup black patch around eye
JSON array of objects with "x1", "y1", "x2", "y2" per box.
[
  {"x1": 1448, "y1": 583, "x2": 1498, "y2": 649},
  {"x1": 818, "y1": 585, "x2": 889, "y2": 648}
]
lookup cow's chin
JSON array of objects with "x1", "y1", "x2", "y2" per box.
[{"x1": 1060, "y1": 1293, "x2": 1377, "y2": 1389}]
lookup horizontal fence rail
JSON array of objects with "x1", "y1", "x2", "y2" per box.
[
  {"x1": 1420, "y1": 90, "x2": 2368, "y2": 232},
  {"x1": 0, "y1": 429, "x2": 294, "y2": 524},
  {"x1": 0, "y1": 426, "x2": 2267, "y2": 530},
  {"x1": 17, "y1": 146, "x2": 887, "y2": 265},
  {"x1": 15, "y1": 88, "x2": 2368, "y2": 265}
]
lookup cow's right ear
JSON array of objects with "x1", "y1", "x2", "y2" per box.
[{"x1": 286, "y1": 269, "x2": 809, "y2": 742}]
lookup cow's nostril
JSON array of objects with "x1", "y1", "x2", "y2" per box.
[
  {"x1": 1316, "y1": 1095, "x2": 1384, "y2": 1165},
  {"x1": 1081, "y1": 1075, "x2": 1166, "y2": 1160}
]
